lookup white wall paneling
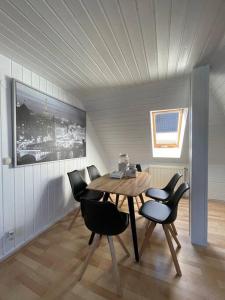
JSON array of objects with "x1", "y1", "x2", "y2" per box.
[
  {"x1": 190, "y1": 65, "x2": 209, "y2": 246},
  {"x1": 80, "y1": 76, "x2": 191, "y2": 170},
  {"x1": 147, "y1": 164, "x2": 188, "y2": 189},
  {"x1": 0, "y1": 79, "x2": 3, "y2": 258},
  {"x1": 0, "y1": 53, "x2": 108, "y2": 260}
]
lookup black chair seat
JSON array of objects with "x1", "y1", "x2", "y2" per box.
[
  {"x1": 139, "y1": 200, "x2": 171, "y2": 224},
  {"x1": 79, "y1": 189, "x2": 104, "y2": 202},
  {"x1": 145, "y1": 188, "x2": 170, "y2": 201},
  {"x1": 81, "y1": 200, "x2": 129, "y2": 236},
  {"x1": 145, "y1": 173, "x2": 183, "y2": 202}
]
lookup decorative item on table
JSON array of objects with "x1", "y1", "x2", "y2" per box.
[
  {"x1": 125, "y1": 164, "x2": 137, "y2": 178},
  {"x1": 110, "y1": 170, "x2": 124, "y2": 179},
  {"x1": 118, "y1": 153, "x2": 129, "y2": 172}
]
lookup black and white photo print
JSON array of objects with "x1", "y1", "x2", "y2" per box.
[{"x1": 12, "y1": 80, "x2": 86, "y2": 166}]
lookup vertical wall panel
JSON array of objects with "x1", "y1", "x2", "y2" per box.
[
  {"x1": 52, "y1": 84, "x2": 59, "y2": 98},
  {"x1": 39, "y1": 76, "x2": 47, "y2": 93},
  {"x1": 54, "y1": 162, "x2": 61, "y2": 220},
  {"x1": 12, "y1": 61, "x2": 22, "y2": 81},
  {"x1": 24, "y1": 166, "x2": 34, "y2": 240},
  {"x1": 33, "y1": 164, "x2": 41, "y2": 233},
  {"x1": 22, "y1": 67, "x2": 32, "y2": 85},
  {"x1": 31, "y1": 72, "x2": 40, "y2": 89},
  {"x1": 190, "y1": 65, "x2": 209, "y2": 246},
  {"x1": 40, "y1": 164, "x2": 48, "y2": 228},
  {"x1": 2, "y1": 166, "x2": 15, "y2": 254},
  {"x1": 46, "y1": 80, "x2": 53, "y2": 95},
  {"x1": 59, "y1": 160, "x2": 66, "y2": 215},
  {"x1": 0, "y1": 69, "x2": 4, "y2": 257},
  {"x1": 47, "y1": 162, "x2": 55, "y2": 224},
  {"x1": 14, "y1": 167, "x2": 25, "y2": 246}
]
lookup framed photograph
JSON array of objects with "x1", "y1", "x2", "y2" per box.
[{"x1": 12, "y1": 79, "x2": 86, "y2": 166}]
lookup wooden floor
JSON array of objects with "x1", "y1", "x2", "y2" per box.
[{"x1": 0, "y1": 198, "x2": 225, "y2": 300}]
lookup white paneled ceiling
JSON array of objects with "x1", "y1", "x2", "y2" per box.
[{"x1": 0, "y1": 0, "x2": 225, "y2": 94}]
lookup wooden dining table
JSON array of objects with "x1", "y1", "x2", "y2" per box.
[{"x1": 87, "y1": 172, "x2": 151, "y2": 262}]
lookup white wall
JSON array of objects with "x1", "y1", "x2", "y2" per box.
[
  {"x1": 80, "y1": 76, "x2": 190, "y2": 169},
  {"x1": 80, "y1": 76, "x2": 225, "y2": 201},
  {"x1": 208, "y1": 87, "x2": 225, "y2": 200},
  {"x1": 0, "y1": 54, "x2": 108, "y2": 260}
]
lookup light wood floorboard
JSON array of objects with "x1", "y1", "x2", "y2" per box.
[{"x1": 0, "y1": 198, "x2": 225, "y2": 300}]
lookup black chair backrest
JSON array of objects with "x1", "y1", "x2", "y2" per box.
[
  {"x1": 166, "y1": 182, "x2": 190, "y2": 223},
  {"x1": 81, "y1": 200, "x2": 126, "y2": 235},
  {"x1": 87, "y1": 165, "x2": 101, "y2": 181},
  {"x1": 164, "y1": 173, "x2": 182, "y2": 193},
  {"x1": 67, "y1": 170, "x2": 87, "y2": 201},
  {"x1": 136, "y1": 164, "x2": 142, "y2": 172}
]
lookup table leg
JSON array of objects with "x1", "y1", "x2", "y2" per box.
[
  {"x1": 89, "y1": 192, "x2": 109, "y2": 245},
  {"x1": 127, "y1": 196, "x2": 139, "y2": 262}
]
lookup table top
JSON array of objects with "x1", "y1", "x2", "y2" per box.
[{"x1": 87, "y1": 172, "x2": 151, "y2": 197}]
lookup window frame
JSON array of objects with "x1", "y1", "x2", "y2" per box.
[{"x1": 151, "y1": 108, "x2": 184, "y2": 149}]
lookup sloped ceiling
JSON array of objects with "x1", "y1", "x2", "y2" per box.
[{"x1": 0, "y1": 0, "x2": 224, "y2": 93}]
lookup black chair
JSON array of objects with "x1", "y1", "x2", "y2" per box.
[
  {"x1": 78, "y1": 200, "x2": 130, "y2": 296},
  {"x1": 119, "y1": 163, "x2": 145, "y2": 209},
  {"x1": 67, "y1": 170, "x2": 104, "y2": 230},
  {"x1": 87, "y1": 165, "x2": 101, "y2": 181},
  {"x1": 87, "y1": 165, "x2": 116, "y2": 204},
  {"x1": 136, "y1": 163, "x2": 142, "y2": 172},
  {"x1": 145, "y1": 172, "x2": 182, "y2": 202},
  {"x1": 139, "y1": 182, "x2": 190, "y2": 276},
  {"x1": 145, "y1": 173, "x2": 182, "y2": 235}
]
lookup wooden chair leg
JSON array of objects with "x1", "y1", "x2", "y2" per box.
[
  {"x1": 119, "y1": 196, "x2": 126, "y2": 208},
  {"x1": 109, "y1": 195, "x2": 115, "y2": 204},
  {"x1": 171, "y1": 222, "x2": 178, "y2": 236},
  {"x1": 168, "y1": 225, "x2": 181, "y2": 249},
  {"x1": 68, "y1": 207, "x2": 81, "y2": 230},
  {"x1": 115, "y1": 235, "x2": 130, "y2": 256},
  {"x1": 139, "y1": 221, "x2": 156, "y2": 259},
  {"x1": 139, "y1": 193, "x2": 145, "y2": 205},
  {"x1": 107, "y1": 236, "x2": 122, "y2": 296},
  {"x1": 163, "y1": 224, "x2": 182, "y2": 276},
  {"x1": 78, "y1": 234, "x2": 100, "y2": 281},
  {"x1": 145, "y1": 220, "x2": 151, "y2": 233},
  {"x1": 135, "y1": 197, "x2": 140, "y2": 210}
]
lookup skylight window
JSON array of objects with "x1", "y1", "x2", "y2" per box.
[{"x1": 150, "y1": 108, "x2": 188, "y2": 158}]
